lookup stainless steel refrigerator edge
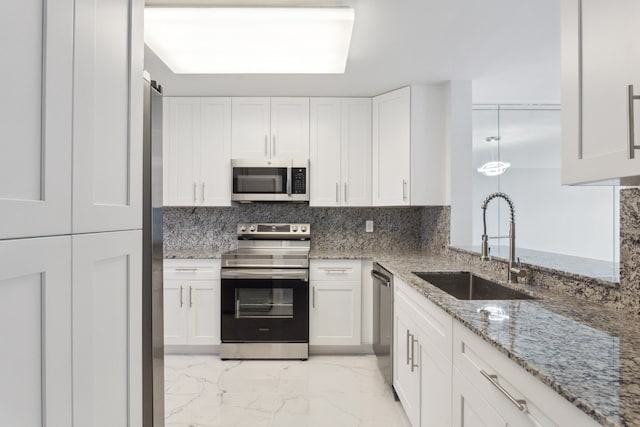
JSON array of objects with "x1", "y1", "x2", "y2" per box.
[{"x1": 142, "y1": 72, "x2": 164, "y2": 427}]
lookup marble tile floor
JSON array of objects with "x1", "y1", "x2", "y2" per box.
[{"x1": 165, "y1": 354, "x2": 412, "y2": 427}]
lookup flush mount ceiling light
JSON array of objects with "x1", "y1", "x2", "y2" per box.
[
  {"x1": 144, "y1": 7, "x2": 355, "y2": 74},
  {"x1": 477, "y1": 161, "x2": 511, "y2": 177}
]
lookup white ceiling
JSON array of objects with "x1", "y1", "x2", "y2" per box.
[{"x1": 144, "y1": 0, "x2": 560, "y2": 103}]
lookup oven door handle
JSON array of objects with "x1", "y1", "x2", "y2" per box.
[{"x1": 221, "y1": 268, "x2": 309, "y2": 281}]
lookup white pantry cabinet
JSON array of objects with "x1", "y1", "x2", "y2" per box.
[
  {"x1": 73, "y1": 0, "x2": 144, "y2": 233},
  {"x1": 310, "y1": 98, "x2": 372, "y2": 207},
  {"x1": 164, "y1": 259, "x2": 221, "y2": 349},
  {"x1": 232, "y1": 97, "x2": 310, "y2": 160},
  {"x1": 0, "y1": 236, "x2": 72, "y2": 427},
  {"x1": 561, "y1": 0, "x2": 640, "y2": 184},
  {"x1": 163, "y1": 97, "x2": 232, "y2": 206},
  {"x1": 0, "y1": 0, "x2": 73, "y2": 239},
  {"x1": 309, "y1": 260, "x2": 362, "y2": 346},
  {"x1": 72, "y1": 230, "x2": 142, "y2": 427},
  {"x1": 372, "y1": 86, "x2": 448, "y2": 206}
]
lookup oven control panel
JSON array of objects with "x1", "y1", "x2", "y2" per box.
[{"x1": 237, "y1": 223, "x2": 310, "y2": 239}]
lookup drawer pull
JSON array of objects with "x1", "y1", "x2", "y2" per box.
[
  {"x1": 175, "y1": 268, "x2": 198, "y2": 272},
  {"x1": 480, "y1": 370, "x2": 527, "y2": 412},
  {"x1": 319, "y1": 268, "x2": 351, "y2": 273}
]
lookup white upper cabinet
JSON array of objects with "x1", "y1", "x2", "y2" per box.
[
  {"x1": 73, "y1": 0, "x2": 144, "y2": 233},
  {"x1": 372, "y1": 86, "x2": 447, "y2": 206},
  {"x1": 342, "y1": 98, "x2": 372, "y2": 206},
  {"x1": 310, "y1": 98, "x2": 343, "y2": 206},
  {"x1": 373, "y1": 88, "x2": 411, "y2": 206},
  {"x1": 164, "y1": 97, "x2": 231, "y2": 206},
  {"x1": 310, "y1": 98, "x2": 371, "y2": 207},
  {"x1": 270, "y1": 98, "x2": 310, "y2": 159},
  {"x1": 232, "y1": 97, "x2": 309, "y2": 160},
  {"x1": 232, "y1": 97, "x2": 271, "y2": 159},
  {"x1": 0, "y1": 0, "x2": 73, "y2": 239},
  {"x1": 561, "y1": 0, "x2": 640, "y2": 184}
]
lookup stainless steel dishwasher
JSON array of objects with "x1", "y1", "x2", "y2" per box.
[{"x1": 371, "y1": 262, "x2": 398, "y2": 399}]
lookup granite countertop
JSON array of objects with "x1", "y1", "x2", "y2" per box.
[
  {"x1": 164, "y1": 249, "x2": 224, "y2": 259},
  {"x1": 371, "y1": 251, "x2": 637, "y2": 427}
]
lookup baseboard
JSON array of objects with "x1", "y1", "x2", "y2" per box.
[
  {"x1": 164, "y1": 345, "x2": 219, "y2": 355},
  {"x1": 310, "y1": 344, "x2": 373, "y2": 355}
]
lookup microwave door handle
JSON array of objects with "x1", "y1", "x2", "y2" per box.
[{"x1": 287, "y1": 166, "x2": 292, "y2": 196}]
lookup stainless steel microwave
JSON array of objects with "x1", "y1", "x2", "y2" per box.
[{"x1": 231, "y1": 159, "x2": 309, "y2": 202}]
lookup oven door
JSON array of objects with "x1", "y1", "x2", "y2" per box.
[{"x1": 221, "y1": 269, "x2": 309, "y2": 342}]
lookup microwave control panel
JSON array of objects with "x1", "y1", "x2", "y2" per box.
[{"x1": 292, "y1": 168, "x2": 307, "y2": 194}]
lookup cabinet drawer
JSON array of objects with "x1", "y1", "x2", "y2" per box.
[
  {"x1": 310, "y1": 260, "x2": 361, "y2": 281},
  {"x1": 395, "y1": 278, "x2": 452, "y2": 360},
  {"x1": 164, "y1": 259, "x2": 220, "y2": 280},
  {"x1": 453, "y1": 321, "x2": 599, "y2": 427}
]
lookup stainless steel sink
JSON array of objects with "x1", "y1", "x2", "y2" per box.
[{"x1": 413, "y1": 271, "x2": 536, "y2": 300}]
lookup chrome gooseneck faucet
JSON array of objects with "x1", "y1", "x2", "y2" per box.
[{"x1": 481, "y1": 192, "x2": 527, "y2": 283}]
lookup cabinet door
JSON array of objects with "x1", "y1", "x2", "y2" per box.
[
  {"x1": 310, "y1": 281, "x2": 361, "y2": 346},
  {"x1": 271, "y1": 97, "x2": 310, "y2": 160},
  {"x1": 232, "y1": 97, "x2": 271, "y2": 159},
  {"x1": 0, "y1": 237, "x2": 72, "y2": 427},
  {"x1": 72, "y1": 230, "x2": 142, "y2": 427},
  {"x1": 164, "y1": 98, "x2": 201, "y2": 206},
  {"x1": 342, "y1": 98, "x2": 372, "y2": 206},
  {"x1": 200, "y1": 98, "x2": 232, "y2": 206},
  {"x1": 187, "y1": 280, "x2": 220, "y2": 345},
  {"x1": 163, "y1": 279, "x2": 188, "y2": 346},
  {"x1": 310, "y1": 98, "x2": 342, "y2": 206},
  {"x1": 420, "y1": 344, "x2": 452, "y2": 427},
  {"x1": 561, "y1": 0, "x2": 640, "y2": 184},
  {"x1": 394, "y1": 310, "x2": 421, "y2": 427},
  {"x1": 0, "y1": 0, "x2": 73, "y2": 239},
  {"x1": 373, "y1": 87, "x2": 411, "y2": 206},
  {"x1": 73, "y1": 0, "x2": 144, "y2": 232},
  {"x1": 452, "y1": 369, "x2": 507, "y2": 427}
]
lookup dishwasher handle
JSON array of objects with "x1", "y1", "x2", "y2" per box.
[{"x1": 371, "y1": 269, "x2": 392, "y2": 287}]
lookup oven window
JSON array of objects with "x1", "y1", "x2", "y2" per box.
[
  {"x1": 233, "y1": 167, "x2": 287, "y2": 194},
  {"x1": 236, "y1": 288, "x2": 294, "y2": 318}
]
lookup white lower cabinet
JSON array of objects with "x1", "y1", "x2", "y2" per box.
[
  {"x1": 164, "y1": 259, "x2": 220, "y2": 349},
  {"x1": 394, "y1": 277, "x2": 452, "y2": 427},
  {"x1": 452, "y1": 321, "x2": 600, "y2": 427},
  {"x1": 452, "y1": 368, "x2": 507, "y2": 427},
  {"x1": 72, "y1": 230, "x2": 142, "y2": 427},
  {"x1": 309, "y1": 260, "x2": 362, "y2": 346},
  {"x1": 0, "y1": 236, "x2": 72, "y2": 427},
  {"x1": 392, "y1": 274, "x2": 599, "y2": 427}
]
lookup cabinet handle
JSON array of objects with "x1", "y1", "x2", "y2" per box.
[
  {"x1": 336, "y1": 183, "x2": 339, "y2": 203},
  {"x1": 201, "y1": 182, "x2": 205, "y2": 201},
  {"x1": 628, "y1": 85, "x2": 640, "y2": 159},
  {"x1": 179, "y1": 285, "x2": 183, "y2": 308},
  {"x1": 410, "y1": 336, "x2": 419, "y2": 372},
  {"x1": 273, "y1": 135, "x2": 276, "y2": 157},
  {"x1": 406, "y1": 330, "x2": 412, "y2": 365},
  {"x1": 193, "y1": 182, "x2": 197, "y2": 203},
  {"x1": 320, "y1": 268, "x2": 350, "y2": 274},
  {"x1": 402, "y1": 180, "x2": 407, "y2": 201},
  {"x1": 312, "y1": 286, "x2": 316, "y2": 308},
  {"x1": 265, "y1": 135, "x2": 268, "y2": 156},
  {"x1": 175, "y1": 268, "x2": 197, "y2": 272},
  {"x1": 480, "y1": 370, "x2": 527, "y2": 412},
  {"x1": 344, "y1": 182, "x2": 348, "y2": 203},
  {"x1": 189, "y1": 286, "x2": 193, "y2": 308}
]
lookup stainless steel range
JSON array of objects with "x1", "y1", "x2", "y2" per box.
[{"x1": 220, "y1": 223, "x2": 310, "y2": 360}]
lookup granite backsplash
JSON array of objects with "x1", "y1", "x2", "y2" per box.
[{"x1": 164, "y1": 205, "x2": 449, "y2": 254}]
